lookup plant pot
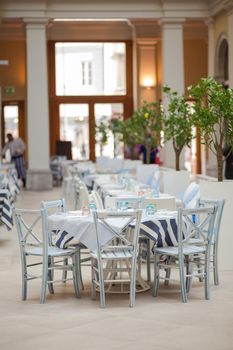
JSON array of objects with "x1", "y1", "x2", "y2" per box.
[{"x1": 199, "y1": 179, "x2": 233, "y2": 271}]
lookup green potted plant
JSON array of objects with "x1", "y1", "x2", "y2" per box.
[
  {"x1": 163, "y1": 86, "x2": 193, "y2": 171},
  {"x1": 122, "y1": 101, "x2": 163, "y2": 164},
  {"x1": 189, "y1": 77, "x2": 233, "y2": 181}
]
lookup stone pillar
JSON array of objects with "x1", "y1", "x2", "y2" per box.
[
  {"x1": 203, "y1": 18, "x2": 215, "y2": 176},
  {"x1": 160, "y1": 19, "x2": 185, "y2": 169},
  {"x1": 228, "y1": 10, "x2": 233, "y2": 88},
  {"x1": 207, "y1": 18, "x2": 215, "y2": 77},
  {"x1": 24, "y1": 19, "x2": 52, "y2": 190}
]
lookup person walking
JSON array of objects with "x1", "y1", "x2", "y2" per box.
[{"x1": 2, "y1": 133, "x2": 27, "y2": 187}]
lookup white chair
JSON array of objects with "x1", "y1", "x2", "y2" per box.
[
  {"x1": 14, "y1": 208, "x2": 80, "y2": 303},
  {"x1": 153, "y1": 206, "x2": 217, "y2": 302},
  {"x1": 195, "y1": 198, "x2": 225, "y2": 285},
  {"x1": 41, "y1": 199, "x2": 86, "y2": 290},
  {"x1": 91, "y1": 209, "x2": 142, "y2": 307},
  {"x1": 89, "y1": 191, "x2": 104, "y2": 210},
  {"x1": 74, "y1": 178, "x2": 89, "y2": 210}
]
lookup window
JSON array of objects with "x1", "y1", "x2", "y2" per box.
[
  {"x1": 81, "y1": 61, "x2": 92, "y2": 86},
  {"x1": 55, "y1": 42, "x2": 126, "y2": 96}
]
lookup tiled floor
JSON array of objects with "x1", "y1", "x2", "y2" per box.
[{"x1": 0, "y1": 187, "x2": 233, "y2": 350}]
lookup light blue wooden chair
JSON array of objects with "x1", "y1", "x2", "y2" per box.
[
  {"x1": 152, "y1": 206, "x2": 217, "y2": 303},
  {"x1": 91, "y1": 209, "x2": 142, "y2": 308},
  {"x1": 14, "y1": 207, "x2": 81, "y2": 303},
  {"x1": 195, "y1": 198, "x2": 225, "y2": 285}
]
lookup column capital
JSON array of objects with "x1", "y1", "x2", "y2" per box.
[
  {"x1": 204, "y1": 17, "x2": 215, "y2": 28},
  {"x1": 23, "y1": 18, "x2": 49, "y2": 29},
  {"x1": 159, "y1": 17, "x2": 186, "y2": 28}
]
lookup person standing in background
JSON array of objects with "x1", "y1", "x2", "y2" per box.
[
  {"x1": 223, "y1": 144, "x2": 233, "y2": 180},
  {"x1": 2, "y1": 133, "x2": 27, "y2": 188}
]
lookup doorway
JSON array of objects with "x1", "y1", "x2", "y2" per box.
[{"x1": 49, "y1": 40, "x2": 133, "y2": 160}]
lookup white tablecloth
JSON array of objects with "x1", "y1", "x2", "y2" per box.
[{"x1": 48, "y1": 210, "x2": 178, "y2": 251}]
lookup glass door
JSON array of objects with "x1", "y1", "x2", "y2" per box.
[
  {"x1": 3, "y1": 105, "x2": 19, "y2": 138},
  {"x1": 94, "y1": 103, "x2": 124, "y2": 159},
  {"x1": 59, "y1": 103, "x2": 89, "y2": 160}
]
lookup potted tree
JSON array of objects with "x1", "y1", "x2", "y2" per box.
[
  {"x1": 163, "y1": 86, "x2": 193, "y2": 171},
  {"x1": 122, "y1": 101, "x2": 163, "y2": 164},
  {"x1": 189, "y1": 77, "x2": 233, "y2": 181},
  {"x1": 189, "y1": 77, "x2": 233, "y2": 271}
]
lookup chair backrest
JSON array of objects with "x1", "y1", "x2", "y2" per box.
[
  {"x1": 177, "y1": 206, "x2": 217, "y2": 251},
  {"x1": 92, "y1": 209, "x2": 142, "y2": 257},
  {"x1": 74, "y1": 183, "x2": 89, "y2": 210},
  {"x1": 89, "y1": 191, "x2": 104, "y2": 210},
  {"x1": 40, "y1": 199, "x2": 67, "y2": 244},
  {"x1": 14, "y1": 208, "x2": 43, "y2": 250},
  {"x1": 196, "y1": 198, "x2": 225, "y2": 244}
]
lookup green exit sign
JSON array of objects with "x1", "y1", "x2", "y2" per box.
[{"x1": 4, "y1": 86, "x2": 15, "y2": 95}]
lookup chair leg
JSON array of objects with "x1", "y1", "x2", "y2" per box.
[
  {"x1": 130, "y1": 257, "x2": 137, "y2": 307},
  {"x1": 40, "y1": 258, "x2": 48, "y2": 304},
  {"x1": 179, "y1": 256, "x2": 187, "y2": 303},
  {"x1": 72, "y1": 254, "x2": 81, "y2": 298},
  {"x1": 21, "y1": 255, "x2": 27, "y2": 301},
  {"x1": 204, "y1": 251, "x2": 210, "y2": 300},
  {"x1": 137, "y1": 243, "x2": 142, "y2": 276},
  {"x1": 164, "y1": 257, "x2": 171, "y2": 286},
  {"x1": 48, "y1": 257, "x2": 54, "y2": 294},
  {"x1": 152, "y1": 253, "x2": 160, "y2": 297},
  {"x1": 62, "y1": 258, "x2": 68, "y2": 282},
  {"x1": 197, "y1": 261, "x2": 204, "y2": 282},
  {"x1": 186, "y1": 258, "x2": 193, "y2": 293},
  {"x1": 213, "y1": 244, "x2": 219, "y2": 285},
  {"x1": 77, "y1": 249, "x2": 84, "y2": 290},
  {"x1": 91, "y1": 258, "x2": 97, "y2": 300},
  {"x1": 146, "y1": 239, "x2": 151, "y2": 282},
  {"x1": 98, "y1": 260, "x2": 106, "y2": 308}
]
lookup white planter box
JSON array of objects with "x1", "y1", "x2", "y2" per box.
[{"x1": 199, "y1": 180, "x2": 233, "y2": 271}]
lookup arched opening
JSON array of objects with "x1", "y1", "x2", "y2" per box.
[{"x1": 215, "y1": 35, "x2": 229, "y2": 86}]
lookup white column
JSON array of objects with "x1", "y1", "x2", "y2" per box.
[
  {"x1": 228, "y1": 10, "x2": 233, "y2": 88},
  {"x1": 207, "y1": 18, "x2": 215, "y2": 77},
  {"x1": 25, "y1": 19, "x2": 52, "y2": 190},
  {"x1": 0, "y1": 87, "x2": 2, "y2": 155},
  {"x1": 161, "y1": 19, "x2": 185, "y2": 170}
]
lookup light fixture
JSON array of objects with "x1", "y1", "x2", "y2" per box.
[{"x1": 141, "y1": 77, "x2": 155, "y2": 90}]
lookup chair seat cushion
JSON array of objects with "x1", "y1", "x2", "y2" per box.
[
  {"x1": 90, "y1": 249, "x2": 133, "y2": 260},
  {"x1": 154, "y1": 244, "x2": 206, "y2": 256},
  {"x1": 25, "y1": 245, "x2": 78, "y2": 257}
]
